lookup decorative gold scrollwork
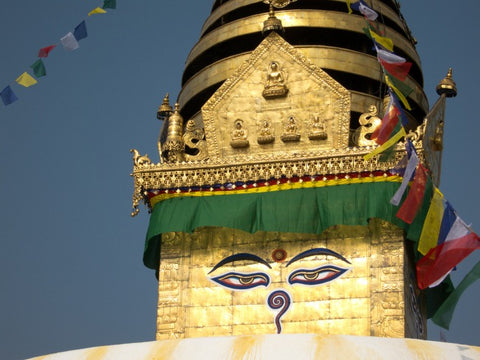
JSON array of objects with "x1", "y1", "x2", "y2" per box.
[
  {"x1": 130, "y1": 149, "x2": 152, "y2": 167},
  {"x1": 353, "y1": 105, "x2": 382, "y2": 146},
  {"x1": 183, "y1": 120, "x2": 208, "y2": 161}
]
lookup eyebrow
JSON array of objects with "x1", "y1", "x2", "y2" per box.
[
  {"x1": 208, "y1": 253, "x2": 272, "y2": 274},
  {"x1": 286, "y1": 248, "x2": 351, "y2": 267}
]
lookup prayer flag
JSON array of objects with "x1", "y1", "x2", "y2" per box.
[
  {"x1": 351, "y1": 1, "x2": 378, "y2": 21},
  {"x1": 15, "y1": 72, "x2": 38, "y2": 87},
  {"x1": 346, "y1": 0, "x2": 353, "y2": 14},
  {"x1": 60, "y1": 32, "x2": 79, "y2": 51},
  {"x1": 88, "y1": 7, "x2": 107, "y2": 16},
  {"x1": 371, "y1": 101, "x2": 401, "y2": 144},
  {"x1": 376, "y1": 48, "x2": 406, "y2": 64},
  {"x1": 396, "y1": 164, "x2": 430, "y2": 224},
  {"x1": 363, "y1": 127, "x2": 405, "y2": 161},
  {"x1": 437, "y1": 201, "x2": 457, "y2": 245},
  {"x1": 369, "y1": 29, "x2": 394, "y2": 52},
  {"x1": 38, "y1": 45, "x2": 56, "y2": 58},
  {"x1": 390, "y1": 142, "x2": 419, "y2": 206},
  {"x1": 30, "y1": 59, "x2": 46, "y2": 77},
  {"x1": 385, "y1": 75, "x2": 412, "y2": 110},
  {"x1": 380, "y1": 59, "x2": 412, "y2": 81},
  {"x1": 418, "y1": 188, "x2": 445, "y2": 255},
  {"x1": 416, "y1": 232, "x2": 480, "y2": 290},
  {"x1": 103, "y1": 0, "x2": 117, "y2": 9},
  {"x1": 390, "y1": 92, "x2": 410, "y2": 127},
  {"x1": 432, "y1": 260, "x2": 480, "y2": 329},
  {"x1": 0, "y1": 86, "x2": 18, "y2": 106},
  {"x1": 74, "y1": 21, "x2": 88, "y2": 41}
]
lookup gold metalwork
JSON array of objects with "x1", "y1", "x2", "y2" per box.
[
  {"x1": 179, "y1": 46, "x2": 427, "y2": 117},
  {"x1": 436, "y1": 68, "x2": 457, "y2": 98},
  {"x1": 186, "y1": 11, "x2": 420, "y2": 73},
  {"x1": 157, "y1": 94, "x2": 173, "y2": 161},
  {"x1": 263, "y1": 0, "x2": 298, "y2": 8},
  {"x1": 281, "y1": 116, "x2": 301, "y2": 142},
  {"x1": 422, "y1": 95, "x2": 446, "y2": 186},
  {"x1": 262, "y1": 61, "x2": 288, "y2": 98},
  {"x1": 230, "y1": 119, "x2": 250, "y2": 148},
  {"x1": 352, "y1": 105, "x2": 382, "y2": 147},
  {"x1": 130, "y1": 149, "x2": 152, "y2": 167},
  {"x1": 257, "y1": 120, "x2": 276, "y2": 144},
  {"x1": 163, "y1": 104, "x2": 185, "y2": 163},
  {"x1": 183, "y1": 120, "x2": 208, "y2": 161},
  {"x1": 201, "y1": 32, "x2": 350, "y2": 162},
  {"x1": 157, "y1": 93, "x2": 173, "y2": 119},
  {"x1": 262, "y1": 5, "x2": 284, "y2": 34},
  {"x1": 308, "y1": 115, "x2": 328, "y2": 140},
  {"x1": 155, "y1": 220, "x2": 426, "y2": 340},
  {"x1": 201, "y1": 0, "x2": 409, "y2": 41}
]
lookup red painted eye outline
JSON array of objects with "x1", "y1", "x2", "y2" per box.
[
  {"x1": 210, "y1": 272, "x2": 270, "y2": 290},
  {"x1": 287, "y1": 265, "x2": 350, "y2": 286}
]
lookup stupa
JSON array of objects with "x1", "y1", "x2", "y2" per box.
[{"x1": 31, "y1": 1, "x2": 480, "y2": 359}]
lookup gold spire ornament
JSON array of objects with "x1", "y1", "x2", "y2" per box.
[
  {"x1": 262, "y1": 0, "x2": 298, "y2": 8},
  {"x1": 436, "y1": 68, "x2": 457, "y2": 97},
  {"x1": 262, "y1": 5, "x2": 284, "y2": 34}
]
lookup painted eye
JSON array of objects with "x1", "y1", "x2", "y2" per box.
[
  {"x1": 288, "y1": 265, "x2": 349, "y2": 286},
  {"x1": 210, "y1": 272, "x2": 270, "y2": 290}
]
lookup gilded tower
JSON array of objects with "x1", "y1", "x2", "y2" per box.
[{"x1": 132, "y1": 0, "x2": 448, "y2": 342}]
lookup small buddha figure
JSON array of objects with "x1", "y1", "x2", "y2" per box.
[
  {"x1": 263, "y1": 61, "x2": 288, "y2": 99},
  {"x1": 230, "y1": 119, "x2": 250, "y2": 148},
  {"x1": 281, "y1": 116, "x2": 301, "y2": 142},
  {"x1": 257, "y1": 120, "x2": 275, "y2": 144},
  {"x1": 308, "y1": 115, "x2": 328, "y2": 140}
]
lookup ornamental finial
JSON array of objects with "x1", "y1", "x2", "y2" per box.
[{"x1": 436, "y1": 68, "x2": 457, "y2": 97}]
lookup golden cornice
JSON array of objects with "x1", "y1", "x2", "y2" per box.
[
  {"x1": 201, "y1": 0, "x2": 407, "y2": 39},
  {"x1": 179, "y1": 47, "x2": 428, "y2": 115},
  {"x1": 131, "y1": 142, "x2": 425, "y2": 216},
  {"x1": 186, "y1": 10, "x2": 420, "y2": 70}
]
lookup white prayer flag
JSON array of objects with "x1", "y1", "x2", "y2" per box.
[{"x1": 60, "y1": 32, "x2": 79, "y2": 51}]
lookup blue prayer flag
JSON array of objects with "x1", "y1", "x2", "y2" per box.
[
  {"x1": 1, "y1": 86, "x2": 18, "y2": 106},
  {"x1": 74, "y1": 21, "x2": 88, "y2": 41},
  {"x1": 437, "y1": 201, "x2": 457, "y2": 245}
]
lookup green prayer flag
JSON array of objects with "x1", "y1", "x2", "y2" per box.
[
  {"x1": 30, "y1": 59, "x2": 46, "y2": 78},
  {"x1": 386, "y1": 73, "x2": 413, "y2": 98},
  {"x1": 432, "y1": 260, "x2": 480, "y2": 329},
  {"x1": 103, "y1": 0, "x2": 116, "y2": 9}
]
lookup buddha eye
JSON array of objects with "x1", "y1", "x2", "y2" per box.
[
  {"x1": 288, "y1": 265, "x2": 349, "y2": 286},
  {"x1": 210, "y1": 272, "x2": 270, "y2": 290}
]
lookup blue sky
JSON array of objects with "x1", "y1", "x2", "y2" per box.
[{"x1": 0, "y1": 1, "x2": 479, "y2": 359}]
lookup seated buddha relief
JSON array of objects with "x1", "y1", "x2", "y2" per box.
[{"x1": 263, "y1": 61, "x2": 288, "y2": 99}]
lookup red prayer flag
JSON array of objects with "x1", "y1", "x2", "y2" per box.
[
  {"x1": 396, "y1": 164, "x2": 429, "y2": 224},
  {"x1": 38, "y1": 45, "x2": 56, "y2": 58},
  {"x1": 380, "y1": 59, "x2": 412, "y2": 81},
  {"x1": 417, "y1": 232, "x2": 480, "y2": 289},
  {"x1": 371, "y1": 104, "x2": 400, "y2": 144}
]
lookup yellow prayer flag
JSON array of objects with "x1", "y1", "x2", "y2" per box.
[
  {"x1": 369, "y1": 29, "x2": 394, "y2": 52},
  {"x1": 15, "y1": 72, "x2": 38, "y2": 88},
  {"x1": 385, "y1": 76, "x2": 412, "y2": 110},
  {"x1": 88, "y1": 7, "x2": 107, "y2": 16},
  {"x1": 346, "y1": 0, "x2": 353, "y2": 14},
  {"x1": 364, "y1": 128, "x2": 406, "y2": 161},
  {"x1": 418, "y1": 188, "x2": 445, "y2": 255}
]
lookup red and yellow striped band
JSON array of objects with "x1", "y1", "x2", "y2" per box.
[{"x1": 147, "y1": 171, "x2": 402, "y2": 209}]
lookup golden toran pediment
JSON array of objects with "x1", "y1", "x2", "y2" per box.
[{"x1": 202, "y1": 32, "x2": 351, "y2": 163}]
